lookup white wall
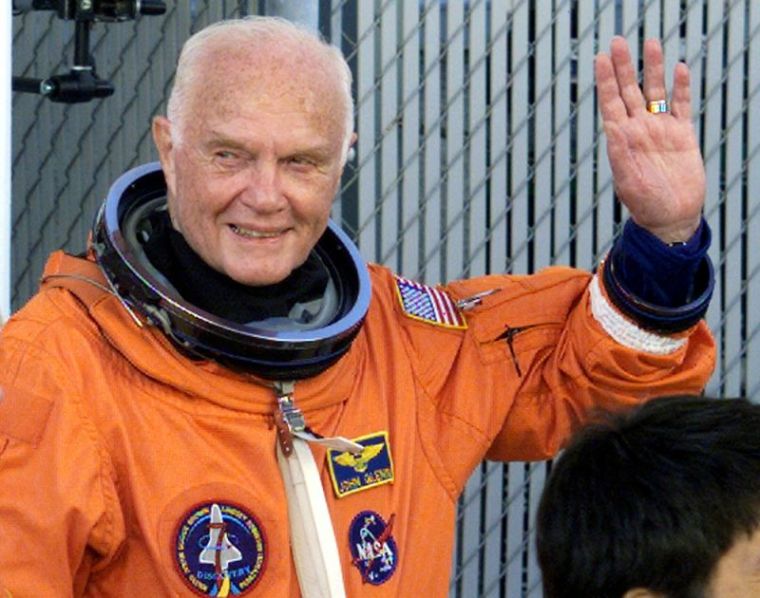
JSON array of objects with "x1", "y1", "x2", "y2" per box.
[{"x1": 1, "y1": 0, "x2": 11, "y2": 322}]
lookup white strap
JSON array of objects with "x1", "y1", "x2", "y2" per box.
[
  {"x1": 589, "y1": 274, "x2": 687, "y2": 355},
  {"x1": 294, "y1": 428, "x2": 362, "y2": 453},
  {"x1": 277, "y1": 437, "x2": 347, "y2": 598}
]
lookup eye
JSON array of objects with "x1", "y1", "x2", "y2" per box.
[
  {"x1": 211, "y1": 150, "x2": 245, "y2": 169},
  {"x1": 288, "y1": 155, "x2": 316, "y2": 168}
]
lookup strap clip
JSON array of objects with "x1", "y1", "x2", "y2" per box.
[{"x1": 272, "y1": 381, "x2": 362, "y2": 457}]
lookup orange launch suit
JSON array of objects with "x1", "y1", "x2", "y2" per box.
[{"x1": 0, "y1": 252, "x2": 715, "y2": 596}]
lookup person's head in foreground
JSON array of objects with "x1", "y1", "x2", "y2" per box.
[{"x1": 537, "y1": 395, "x2": 760, "y2": 598}]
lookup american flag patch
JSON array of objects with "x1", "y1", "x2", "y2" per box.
[{"x1": 394, "y1": 276, "x2": 467, "y2": 329}]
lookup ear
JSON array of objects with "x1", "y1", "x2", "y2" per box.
[
  {"x1": 623, "y1": 589, "x2": 663, "y2": 598},
  {"x1": 340, "y1": 132, "x2": 358, "y2": 169},
  {"x1": 152, "y1": 116, "x2": 177, "y2": 196}
]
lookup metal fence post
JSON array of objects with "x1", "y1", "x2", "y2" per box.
[{"x1": 263, "y1": 0, "x2": 318, "y2": 31}]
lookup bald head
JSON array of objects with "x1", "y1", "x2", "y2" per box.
[{"x1": 166, "y1": 16, "x2": 354, "y2": 163}]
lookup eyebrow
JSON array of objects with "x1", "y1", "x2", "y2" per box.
[
  {"x1": 289, "y1": 147, "x2": 335, "y2": 164},
  {"x1": 202, "y1": 134, "x2": 249, "y2": 151},
  {"x1": 205, "y1": 129, "x2": 336, "y2": 156}
]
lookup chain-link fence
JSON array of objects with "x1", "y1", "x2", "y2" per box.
[{"x1": 11, "y1": 1, "x2": 760, "y2": 596}]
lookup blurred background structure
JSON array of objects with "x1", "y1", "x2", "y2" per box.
[{"x1": 10, "y1": 1, "x2": 760, "y2": 596}]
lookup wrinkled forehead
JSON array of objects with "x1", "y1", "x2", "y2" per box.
[{"x1": 183, "y1": 40, "x2": 346, "y2": 133}]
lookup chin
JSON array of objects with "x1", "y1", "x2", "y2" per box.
[{"x1": 227, "y1": 269, "x2": 289, "y2": 288}]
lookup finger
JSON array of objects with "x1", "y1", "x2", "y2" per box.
[
  {"x1": 670, "y1": 62, "x2": 692, "y2": 120},
  {"x1": 642, "y1": 38, "x2": 667, "y2": 104},
  {"x1": 609, "y1": 36, "x2": 645, "y2": 116},
  {"x1": 595, "y1": 52, "x2": 628, "y2": 122},
  {"x1": 602, "y1": 121, "x2": 632, "y2": 182}
]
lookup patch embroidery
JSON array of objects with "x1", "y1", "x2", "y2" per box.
[
  {"x1": 175, "y1": 502, "x2": 266, "y2": 596},
  {"x1": 349, "y1": 510, "x2": 398, "y2": 585},
  {"x1": 327, "y1": 431, "x2": 395, "y2": 498},
  {"x1": 394, "y1": 276, "x2": 467, "y2": 329}
]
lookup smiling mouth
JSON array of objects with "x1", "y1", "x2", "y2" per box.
[{"x1": 230, "y1": 224, "x2": 284, "y2": 239}]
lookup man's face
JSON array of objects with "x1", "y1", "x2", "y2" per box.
[
  {"x1": 153, "y1": 52, "x2": 348, "y2": 287},
  {"x1": 706, "y1": 529, "x2": 760, "y2": 597}
]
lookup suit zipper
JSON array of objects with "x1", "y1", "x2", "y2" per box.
[{"x1": 497, "y1": 325, "x2": 540, "y2": 378}]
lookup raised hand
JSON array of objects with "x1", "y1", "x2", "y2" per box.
[{"x1": 595, "y1": 36, "x2": 705, "y2": 243}]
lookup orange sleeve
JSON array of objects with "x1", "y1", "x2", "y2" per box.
[
  {"x1": 0, "y1": 314, "x2": 124, "y2": 596},
  {"x1": 483, "y1": 285, "x2": 715, "y2": 462},
  {"x1": 393, "y1": 266, "x2": 715, "y2": 490}
]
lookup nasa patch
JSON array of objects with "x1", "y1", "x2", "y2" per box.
[
  {"x1": 327, "y1": 431, "x2": 395, "y2": 498},
  {"x1": 348, "y1": 510, "x2": 398, "y2": 585},
  {"x1": 174, "y1": 501, "x2": 266, "y2": 597}
]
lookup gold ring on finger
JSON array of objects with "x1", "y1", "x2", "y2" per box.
[{"x1": 646, "y1": 99, "x2": 669, "y2": 114}]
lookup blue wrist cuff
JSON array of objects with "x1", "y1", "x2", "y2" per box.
[{"x1": 602, "y1": 218, "x2": 714, "y2": 332}]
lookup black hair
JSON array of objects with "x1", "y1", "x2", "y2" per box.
[{"x1": 536, "y1": 395, "x2": 760, "y2": 598}]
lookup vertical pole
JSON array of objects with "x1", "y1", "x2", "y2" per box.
[
  {"x1": 263, "y1": 0, "x2": 318, "y2": 31},
  {"x1": 1, "y1": 0, "x2": 12, "y2": 321}
]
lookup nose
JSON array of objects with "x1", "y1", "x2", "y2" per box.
[{"x1": 238, "y1": 160, "x2": 286, "y2": 213}]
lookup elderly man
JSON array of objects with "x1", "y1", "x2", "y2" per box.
[{"x1": 0, "y1": 16, "x2": 714, "y2": 597}]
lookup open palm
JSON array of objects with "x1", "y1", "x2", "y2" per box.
[{"x1": 595, "y1": 37, "x2": 705, "y2": 243}]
